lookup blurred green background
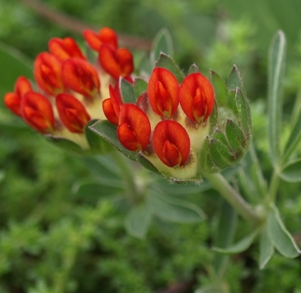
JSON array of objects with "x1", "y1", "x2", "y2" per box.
[{"x1": 1, "y1": 0, "x2": 301, "y2": 292}]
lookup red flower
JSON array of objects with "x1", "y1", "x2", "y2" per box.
[
  {"x1": 84, "y1": 27, "x2": 118, "y2": 51},
  {"x1": 153, "y1": 120, "x2": 190, "y2": 167},
  {"x1": 62, "y1": 58, "x2": 100, "y2": 98},
  {"x1": 179, "y1": 72, "x2": 214, "y2": 123},
  {"x1": 34, "y1": 52, "x2": 65, "y2": 96},
  {"x1": 48, "y1": 37, "x2": 86, "y2": 62},
  {"x1": 4, "y1": 77, "x2": 32, "y2": 116},
  {"x1": 56, "y1": 93, "x2": 91, "y2": 133},
  {"x1": 117, "y1": 104, "x2": 151, "y2": 151},
  {"x1": 4, "y1": 93, "x2": 22, "y2": 116},
  {"x1": 22, "y1": 92, "x2": 55, "y2": 133},
  {"x1": 102, "y1": 85, "x2": 123, "y2": 125},
  {"x1": 98, "y1": 45, "x2": 134, "y2": 79},
  {"x1": 147, "y1": 68, "x2": 179, "y2": 118}
]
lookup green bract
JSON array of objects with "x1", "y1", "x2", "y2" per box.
[{"x1": 199, "y1": 66, "x2": 252, "y2": 174}]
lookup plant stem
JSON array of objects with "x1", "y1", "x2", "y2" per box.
[
  {"x1": 205, "y1": 173, "x2": 262, "y2": 225},
  {"x1": 110, "y1": 151, "x2": 139, "y2": 202},
  {"x1": 20, "y1": 0, "x2": 152, "y2": 50}
]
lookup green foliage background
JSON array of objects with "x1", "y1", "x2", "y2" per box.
[{"x1": 1, "y1": 0, "x2": 301, "y2": 292}]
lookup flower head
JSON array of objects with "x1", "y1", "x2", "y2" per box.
[
  {"x1": 98, "y1": 62, "x2": 251, "y2": 180},
  {"x1": 4, "y1": 27, "x2": 250, "y2": 178},
  {"x1": 101, "y1": 66, "x2": 215, "y2": 180},
  {"x1": 4, "y1": 27, "x2": 134, "y2": 151}
]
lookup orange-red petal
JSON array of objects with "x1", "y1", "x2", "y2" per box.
[
  {"x1": 22, "y1": 92, "x2": 55, "y2": 133},
  {"x1": 4, "y1": 92, "x2": 22, "y2": 116},
  {"x1": 98, "y1": 45, "x2": 134, "y2": 79},
  {"x1": 179, "y1": 72, "x2": 215, "y2": 123},
  {"x1": 83, "y1": 27, "x2": 118, "y2": 51},
  {"x1": 153, "y1": 120, "x2": 190, "y2": 167},
  {"x1": 48, "y1": 37, "x2": 86, "y2": 62},
  {"x1": 109, "y1": 84, "x2": 122, "y2": 116},
  {"x1": 117, "y1": 104, "x2": 151, "y2": 151},
  {"x1": 62, "y1": 58, "x2": 100, "y2": 98},
  {"x1": 56, "y1": 93, "x2": 90, "y2": 133},
  {"x1": 4, "y1": 77, "x2": 32, "y2": 116},
  {"x1": 102, "y1": 85, "x2": 123, "y2": 125},
  {"x1": 34, "y1": 52, "x2": 65, "y2": 96},
  {"x1": 15, "y1": 76, "x2": 32, "y2": 99},
  {"x1": 116, "y1": 48, "x2": 134, "y2": 77},
  {"x1": 147, "y1": 68, "x2": 179, "y2": 118},
  {"x1": 102, "y1": 98, "x2": 119, "y2": 125}
]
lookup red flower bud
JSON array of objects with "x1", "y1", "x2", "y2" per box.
[
  {"x1": 62, "y1": 58, "x2": 100, "y2": 98},
  {"x1": 4, "y1": 77, "x2": 32, "y2": 116},
  {"x1": 83, "y1": 27, "x2": 118, "y2": 51},
  {"x1": 56, "y1": 93, "x2": 90, "y2": 133},
  {"x1": 34, "y1": 52, "x2": 65, "y2": 96},
  {"x1": 15, "y1": 76, "x2": 32, "y2": 99},
  {"x1": 48, "y1": 37, "x2": 86, "y2": 62},
  {"x1": 153, "y1": 120, "x2": 190, "y2": 167},
  {"x1": 22, "y1": 92, "x2": 55, "y2": 133},
  {"x1": 147, "y1": 68, "x2": 179, "y2": 118},
  {"x1": 117, "y1": 104, "x2": 151, "y2": 151},
  {"x1": 102, "y1": 99, "x2": 118, "y2": 125},
  {"x1": 98, "y1": 45, "x2": 134, "y2": 79},
  {"x1": 4, "y1": 93, "x2": 21, "y2": 116},
  {"x1": 102, "y1": 85, "x2": 123, "y2": 125},
  {"x1": 179, "y1": 72, "x2": 214, "y2": 123}
]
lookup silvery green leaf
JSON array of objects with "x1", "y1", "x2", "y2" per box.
[
  {"x1": 125, "y1": 204, "x2": 152, "y2": 238},
  {"x1": 279, "y1": 158, "x2": 301, "y2": 182},
  {"x1": 259, "y1": 227, "x2": 274, "y2": 269},
  {"x1": 267, "y1": 205, "x2": 300, "y2": 258},
  {"x1": 267, "y1": 31, "x2": 286, "y2": 166}
]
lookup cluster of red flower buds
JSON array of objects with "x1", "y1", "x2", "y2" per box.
[
  {"x1": 92, "y1": 59, "x2": 252, "y2": 180},
  {"x1": 4, "y1": 27, "x2": 251, "y2": 180},
  {"x1": 102, "y1": 67, "x2": 215, "y2": 180},
  {"x1": 4, "y1": 27, "x2": 134, "y2": 149}
]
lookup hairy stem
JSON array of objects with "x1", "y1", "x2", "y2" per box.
[{"x1": 205, "y1": 173, "x2": 262, "y2": 225}]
